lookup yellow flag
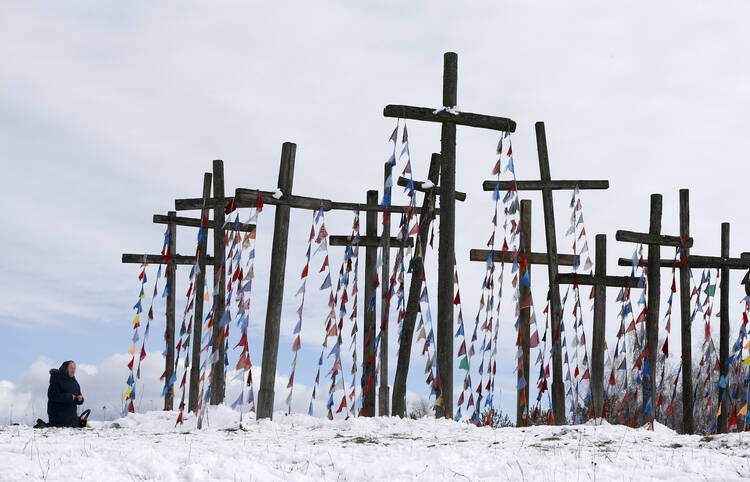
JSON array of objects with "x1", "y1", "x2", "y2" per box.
[
  {"x1": 123, "y1": 387, "x2": 131, "y2": 399},
  {"x1": 743, "y1": 357, "x2": 750, "y2": 366},
  {"x1": 739, "y1": 404, "x2": 747, "y2": 416},
  {"x1": 132, "y1": 314, "x2": 140, "y2": 325},
  {"x1": 129, "y1": 343, "x2": 136, "y2": 355}
]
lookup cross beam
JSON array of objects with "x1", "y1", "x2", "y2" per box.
[
  {"x1": 480, "y1": 121, "x2": 609, "y2": 424},
  {"x1": 329, "y1": 235, "x2": 412, "y2": 248},
  {"x1": 557, "y1": 235, "x2": 631, "y2": 418},
  {"x1": 153, "y1": 214, "x2": 256, "y2": 233},
  {"x1": 176, "y1": 191, "x2": 436, "y2": 215},
  {"x1": 396, "y1": 176, "x2": 467, "y2": 202},
  {"x1": 122, "y1": 253, "x2": 216, "y2": 265},
  {"x1": 384, "y1": 52, "x2": 516, "y2": 419}
]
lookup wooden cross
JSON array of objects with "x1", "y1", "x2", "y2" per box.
[
  {"x1": 481, "y1": 122, "x2": 609, "y2": 424},
  {"x1": 612, "y1": 189, "x2": 698, "y2": 432},
  {"x1": 557, "y1": 234, "x2": 631, "y2": 420},
  {"x1": 618, "y1": 205, "x2": 750, "y2": 433},
  {"x1": 469, "y1": 199, "x2": 579, "y2": 425},
  {"x1": 329, "y1": 191, "x2": 414, "y2": 418},
  {"x1": 174, "y1": 144, "x2": 433, "y2": 420},
  {"x1": 384, "y1": 51, "x2": 516, "y2": 418},
  {"x1": 614, "y1": 193, "x2": 696, "y2": 425}
]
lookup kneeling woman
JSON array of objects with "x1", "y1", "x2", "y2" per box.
[{"x1": 47, "y1": 360, "x2": 84, "y2": 427}]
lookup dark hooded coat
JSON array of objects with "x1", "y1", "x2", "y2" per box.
[{"x1": 47, "y1": 361, "x2": 84, "y2": 427}]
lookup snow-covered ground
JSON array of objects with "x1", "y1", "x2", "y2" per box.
[{"x1": 1, "y1": 406, "x2": 748, "y2": 481}]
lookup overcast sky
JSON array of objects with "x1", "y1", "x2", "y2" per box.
[{"x1": 1, "y1": 1, "x2": 749, "y2": 423}]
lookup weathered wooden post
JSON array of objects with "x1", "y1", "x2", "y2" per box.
[
  {"x1": 646, "y1": 195, "x2": 662, "y2": 417},
  {"x1": 517, "y1": 199, "x2": 531, "y2": 426},
  {"x1": 363, "y1": 190, "x2": 378, "y2": 417},
  {"x1": 392, "y1": 153, "x2": 441, "y2": 418},
  {"x1": 435, "y1": 51, "x2": 458, "y2": 418},
  {"x1": 189, "y1": 172, "x2": 212, "y2": 412},
  {"x1": 165, "y1": 211, "x2": 177, "y2": 410},
  {"x1": 558, "y1": 236, "x2": 631, "y2": 420},
  {"x1": 678, "y1": 188, "x2": 693, "y2": 434},
  {"x1": 380, "y1": 163, "x2": 392, "y2": 416},
  {"x1": 257, "y1": 142, "x2": 296, "y2": 420},
  {"x1": 718, "y1": 222, "x2": 730, "y2": 432},
  {"x1": 211, "y1": 159, "x2": 227, "y2": 405},
  {"x1": 591, "y1": 234, "x2": 607, "y2": 419}
]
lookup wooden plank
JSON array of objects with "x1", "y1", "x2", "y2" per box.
[
  {"x1": 591, "y1": 234, "x2": 606, "y2": 419},
  {"x1": 556, "y1": 272, "x2": 632, "y2": 288},
  {"x1": 469, "y1": 249, "x2": 578, "y2": 266},
  {"x1": 392, "y1": 154, "x2": 441, "y2": 418},
  {"x1": 518, "y1": 199, "x2": 531, "y2": 426},
  {"x1": 363, "y1": 190, "x2": 378, "y2": 417},
  {"x1": 383, "y1": 105, "x2": 516, "y2": 132},
  {"x1": 176, "y1": 196, "x2": 233, "y2": 211},
  {"x1": 188, "y1": 172, "x2": 212, "y2": 413},
  {"x1": 164, "y1": 212, "x2": 177, "y2": 411},
  {"x1": 678, "y1": 189, "x2": 694, "y2": 434},
  {"x1": 329, "y1": 235, "x2": 413, "y2": 248},
  {"x1": 329, "y1": 200, "x2": 437, "y2": 215},
  {"x1": 179, "y1": 191, "x2": 436, "y2": 215},
  {"x1": 482, "y1": 180, "x2": 609, "y2": 191},
  {"x1": 436, "y1": 51, "x2": 457, "y2": 419},
  {"x1": 535, "y1": 121, "x2": 566, "y2": 424},
  {"x1": 396, "y1": 176, "x2": 466, "y2": 201},
  {"x1": 257, "y1": 143, "x2": 296, "y2": 420},
  {"x1": 616, "y1": 229, "x2": 693, "y2": 248},
  {"x1": 153, "y1": 214, "x2": 255, "y2": 233},
  {"x1": 645, "y1": 194, "x2": 661, "y2": 419},
  {"x1": 617, "y1": 255, "x2": 750, "y2": 270},
  {"x1": 210, "y1": 160, "x2": 226, "y2": 405},
  {"x1": 718, "y1": 222, "x2": 730, "y2": 433},
  {"x1": 379, "y1": 163, "x2": 391, "y2": 416},
  {"x1": 122, "y1": 253, "x2": 216, "y2": 265}
]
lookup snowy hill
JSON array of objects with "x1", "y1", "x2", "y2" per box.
[{"x1": 0, "y1": 406, "x2": 746, "y2": 481}]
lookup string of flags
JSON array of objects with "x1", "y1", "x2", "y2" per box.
[
  {"x1": 287, "y1": 211, "x2": 316, "y2": 414},
  {"x1": 228, "y1": 199, "x2": 261, "y2": 422},
  {"x1": 174, "y1": 208, "x2": 210, "y2": 426},
  {"x1": 564, "y1": 186, "x2": 593, "y2": 422}
]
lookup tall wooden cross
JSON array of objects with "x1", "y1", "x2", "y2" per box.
[
  {"x1": 174, "y1": 144, "x2": 433, "y2": 419},
  {"x1": 469, "y1": 199, "x2": 579, "y2": 425},
  {"x1": 619, "y1": 209, "x2": 750, "y2": 433},
  {"x1": 384, "y1": 51, "x2": 516, "y2": 418},
  {"x1": 557, "y1": 234, "x2": 632, "y2": 420},
  {"x1": 480, "y1": 122, "x2": 609, "y2": 424},
  {"x1": 614, "y1": 193, "x2": 696, "y2": 425}
]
